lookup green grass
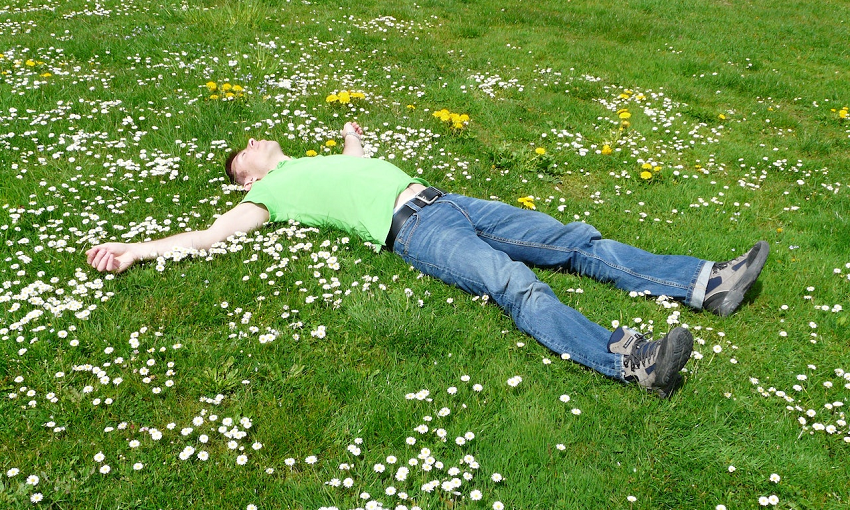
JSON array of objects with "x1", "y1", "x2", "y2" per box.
[{"x1": 1, "y1": 0, "x2": 849, "y2": 508}]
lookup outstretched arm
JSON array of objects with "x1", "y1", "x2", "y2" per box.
[
  {"x1": 86, "y1": 201, "x2": 270, "y2": 273},
  {"x1": 341, "y1": 121, "x2": 365, "y2": 157}
]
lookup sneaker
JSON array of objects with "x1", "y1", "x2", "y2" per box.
[
  {"x1": 608, "y1": 326, "x2": 694, "y2": 398},
  {"x1": 703, "y1": 241, "x2": 769, "y2": 316}
]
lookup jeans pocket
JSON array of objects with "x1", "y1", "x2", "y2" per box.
[{"x1": 394, "y1": 213, "x2": 420, "y2": 257}]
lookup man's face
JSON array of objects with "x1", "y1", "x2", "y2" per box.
[{"x1": 232, "y1": 138, "x2": 286, "y2": 190}]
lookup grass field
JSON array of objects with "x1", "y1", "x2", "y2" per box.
[{"x1": 1, "y1": 0, "x2": 849, "y2": 508}]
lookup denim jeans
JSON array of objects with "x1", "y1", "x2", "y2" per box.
[{"x1": 391, "y1": 194, "x2": 712, "y2": 379}]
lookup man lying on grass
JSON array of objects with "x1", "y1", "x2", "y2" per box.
[{"x1": 86, "y1": 121, "x2": 769, "y2": 398}]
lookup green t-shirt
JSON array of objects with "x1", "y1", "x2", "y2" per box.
[{"x1": 242, "y1": 155, "x2": 428, "y2": 247}]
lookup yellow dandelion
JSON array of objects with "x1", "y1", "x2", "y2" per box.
[
  {"x1": 452, "y1": 122, "x2": 464, "y2": 129},
  {"x1": 350, "y1": 92, "x2": 365, "y2": 100},
  {"x1": 653, "y1": 166, "x2": 662, "y2": 172},
  {"x1": 40, "y1": 72, "x2": 51, "y2": 78},
  {"x1": 338, "y1": 91, "x2": 351, "y2": 103},
  {"x1": 601, "y1": 144, "x2": 613, "y2": 155},
  {"x1": 326, "y1": 94, "x2": 338, "y2": 103},
  {"x1": 232, "y1": 84, "x2": 243, "y2": 92},
  {"x1": 306, "y1": 150, "x2": 318, "y2": 157},
  {"x1": 434, "y1": 109, "x2": 451, "y2": 122},
  {"x1": 25, "y1": 59, "x2": 36, "y2": 66},
  {"x1": 839, "y1": 109, "x2": 848, "y2": 119},
  {"x1": 641, "y1": 163, "x2": 653, "y2": 170},
  {"x1": 618, "y1": 110, "x2": 632, "y2": 120},
  {"x1": 640, "y1": 171, "x2": 653, "y2": 180},
  {"x1": 224, "y1": 92, "x2": 235, "y2": 99},
  {"x1": 206, "y1": 81, "x2": 217, "y2": 91},
  {"x1": 325, "y1": 140, "x2": 337, "y2": 147},
  {"x1": 620, "y1": 120, "x2": 631, "y2": 129},
  {"x1": 209, "y1": 94, "x2": 220, "y2": 100},
  {"x1": 407, "y1": 104, "x2": 416, "y2": 110},
  {"x1": 535, "y1": 147, "x2": 546, "y2": 155},
  {"x1": 517, "y1": 196, "x2": 536, "y2": 210},
  {"x1": 221, "y1": 83, "x2": 233, "y2": 92}
]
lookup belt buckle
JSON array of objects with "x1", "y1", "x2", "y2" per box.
[{"x1": 416, "y1": 187, "x2": 441, "y2": 205}]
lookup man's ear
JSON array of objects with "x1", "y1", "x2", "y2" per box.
[{"x1": 243, "y1": 181, "x2": 253, "y2": 191}]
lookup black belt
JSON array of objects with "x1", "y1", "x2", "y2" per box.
[{"x1": 385, "y1": 186, "x2": 446, "y2": 251}]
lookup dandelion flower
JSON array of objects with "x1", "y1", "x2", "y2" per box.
[
  {"x1": 535, "y1": 147, "x2": 546, "y2": 155},
  {"x1": 517, "y1": 197, "x2": 536, "y2": 210}
]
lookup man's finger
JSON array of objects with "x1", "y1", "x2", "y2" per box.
[
  {"x1": 90, "y1": 249, "x2": 107, "y2": 270},
  {"x1": 95, "y1": 252, "x2": 111, "y2": 272},
  {"x1": 86, "y1": 246, "x2": 102, "y2": 264}
]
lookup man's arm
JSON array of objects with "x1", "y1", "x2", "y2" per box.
[
  {"x1": 341, "y1": 121, "x2": 365, "y2": 157},
  {"x1": 86, "y1": 201, "x2": 270, "y2": 273}
]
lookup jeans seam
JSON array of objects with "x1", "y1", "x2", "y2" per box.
[{"x1": 477, "y1": 232, "x2": 694, "y2": 291}]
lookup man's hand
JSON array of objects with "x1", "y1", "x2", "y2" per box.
[
  {"x1": 341, "y1": 121, "x2": 365, "y2": 157},
  {"x1": 341, "y1": 121, "x2": 363, "y2": 138},
  {"x1": 86, "y1": 243, "x2": 140, "y2": 273}
]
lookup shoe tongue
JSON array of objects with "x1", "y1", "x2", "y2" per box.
[{"x1": 632, "y1": 341, "x2": 657, "y2": 363}]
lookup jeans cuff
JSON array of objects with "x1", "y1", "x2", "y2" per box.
[{"x1": 689, "y1": 260, "x2": 714, "y2": 309}]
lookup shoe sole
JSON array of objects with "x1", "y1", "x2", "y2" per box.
[
  {"x1": 650, "y1": 327, "x2": 694, "y2": 398},
  {"x1": 654, "y1": 373, "x2": 683, "y2": 399},
  {"x1": 712, "y1": 240, "x2": 770, "y2": 317}
]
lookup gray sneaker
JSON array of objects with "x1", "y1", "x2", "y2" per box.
[
  {"x1": 704, "y1": 241, "x2": 769, "y2": 316},
  {"x1": 608, "y1": 326, "x2": 694, "y2": 398}
]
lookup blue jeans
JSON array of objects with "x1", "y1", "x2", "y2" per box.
[{"x1": 391, "y1": 194, "x2": 712, "y2": 380}]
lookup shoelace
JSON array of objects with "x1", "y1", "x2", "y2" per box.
[{"x1": 624, "y1": 334, "x2": 659, "y2": 370}]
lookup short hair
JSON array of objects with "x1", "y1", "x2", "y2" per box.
[{"x1": 224, "y1": 149, "x2": 240, "y2": 185}]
